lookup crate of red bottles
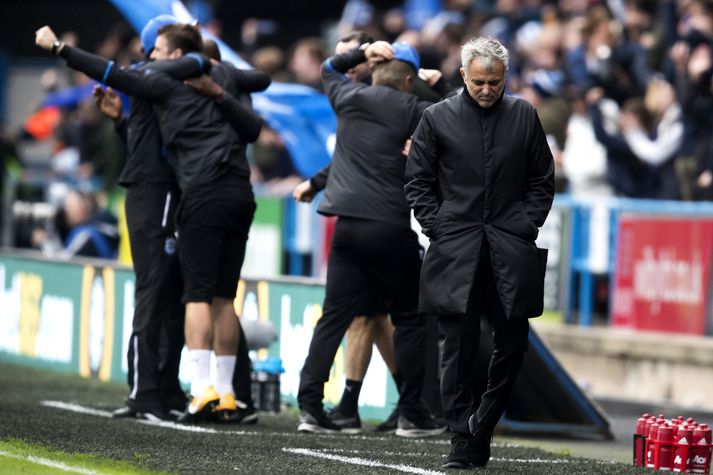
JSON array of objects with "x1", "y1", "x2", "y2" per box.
[{"x1": 634, "y1": 413, "x2": 712, "y2": 473}]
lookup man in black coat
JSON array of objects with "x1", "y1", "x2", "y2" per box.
[
  {"x1": 405, "y1": 37, "x2": 554, "y2": 468},
  {"x1": 296, "y1": 40, "x2": 447, "y2": 437}
]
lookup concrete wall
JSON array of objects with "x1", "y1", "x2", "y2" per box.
[{"x1": 533, "y1": 321, "x2": 713, "y2": 410}]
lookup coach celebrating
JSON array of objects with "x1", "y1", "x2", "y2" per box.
[{"x1": 405, "y1": 36, "x2": 554, "y2": 468}]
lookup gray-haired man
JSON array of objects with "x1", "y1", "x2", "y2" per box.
[{"x1": 405, "y1": 37, "x2": 554, "y2": 468}]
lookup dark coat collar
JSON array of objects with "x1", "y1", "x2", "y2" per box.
[{"x1": 460, "y1": 86, "x2": 505, "y2": 112}]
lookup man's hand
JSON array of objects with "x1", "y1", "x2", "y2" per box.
[
  {"x1": 293, "y1": 179, "x2": 317, "y2": 203},
  {"x1": 35, "y1": 26, "x2": 58, "y2": 51},
  {"x1": 402, "y1": 138, "x2": 412, "y2": 157},
  {"x1": 698, "y1": 170, "x2": 713, "y2": 188},
  {"x1": 584, "y1": 87, "x2": 604, "y2": 106},
  {"x1": 418, "y1": 69, "x2": 442, "y2": 87},
  {"x1": 93, "y1": 85, "x2": 122, "y2": 121},
  {"x1": 365, "y1": 41, "x2": 394, "y2": 64},
  {"x1": 184, "y1": 74, "x2": 225, "y2": 102}
]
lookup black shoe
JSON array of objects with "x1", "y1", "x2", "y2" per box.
[
  {"x1": 327, "y1": 408, "x2": 361, "y2": 434},
  {"x1": 164, "y1": 393, "x2": 188, "y2": 421},
  {"x1": 442, "y1": 439, "x2": 471, "y2": 469},
  {"x1": 466, "y1": 414, "x2": 492, "y2": 467},
  {"x1": 297, "y1": 409, "x2": 341, "y2": 433},
  {"x1": 469, "y1": 441, "x2": 491, "y2": 467},
  {"x1": 396, "y1": 412, "x2": 447, "y2": 438},
  {"x1": 112, "y1": 406, "x2": 137, "y2": 418},
  {"x1": 164, "y1": 393, "x2": 188, "y2": 411},
  {"x1": 441, "y1": 436, "x2": 491, "y2": 469},
  {"x1": 374, "y1": 407, "x2": 398, "y2": 433},
  {"x1": 115, "y1": 399, "x2": 170, "y2": 421},
  {"x1": 236, "y1": 404, "x2": 257, "y2": 425}
]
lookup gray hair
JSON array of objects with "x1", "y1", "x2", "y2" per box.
[{"x1": 461, "y1": 37, "x2": 509, "y2": 73}]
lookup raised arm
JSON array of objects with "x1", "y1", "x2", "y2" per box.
[
  {"x1": 36, "y1": 26, "x2": 173, "y2": 101},
  {"x1": 321, "y1": 47, "x2": 368, "y2": 110}
]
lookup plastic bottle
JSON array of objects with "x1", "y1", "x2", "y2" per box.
[
  {"x1": 673, "y1": 425, "x2": 692, "y2": 473},
  {"x1": 634, "y1": 414, "x2": 649, "y2": 467},
  {"x1": 658, "y1": 424, "x2": 674, "y2": 471},
  {"x1": 647, "y1": 422, "x2": 660, "y2": 469},
  {"x1": 689, "y1": 424, "x2": 711, "y2": 474}
]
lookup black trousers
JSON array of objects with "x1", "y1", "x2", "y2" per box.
[
  {"x1": 233, "y1": 324, "x2": 253, "y2": 406},
  {"x1": 125, "y1": 183, "x2": 185, "y2": 405},
  {"x1": 298, "y1": 217, "x2": 426, "y2": 419},
  {"x1": 439, "y1": 242, "x2": 529, "y2": 440}
]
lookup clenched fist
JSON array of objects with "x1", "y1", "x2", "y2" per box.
[{"x1": 35, "y1": 26, "x2": 58, "y2": 51}]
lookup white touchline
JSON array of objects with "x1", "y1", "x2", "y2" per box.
[
  {"x1": 0, "y1": 449, "x2": 97, "y2": 474},
  {"x1": 41, "y1": 401, "x2": 445, "y2": 441},
  {"x1": 283, "y1": 448, "x2": 445, "y2": 475},
  {"x1": 297, "y1": 449, "x2": 617, "y2": 466},
  {"x1": 494, "y1": 457, "x2": 570, "y2": 463},
  {"x1": 42, "y1": 401, "x2": 113, "y2": 418},
  {"x1": 41, "y1": 400, "x2": 542, "y2": 462},
  {"x1": 41, "y1": 401, "x2": 258, "y2": 435}
]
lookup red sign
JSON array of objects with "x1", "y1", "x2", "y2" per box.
[{"x1": 611, "y1": 217, "x2": 713, "y2": 335}]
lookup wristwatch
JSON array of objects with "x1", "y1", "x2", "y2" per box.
[
  {"x1": 358, "y1": 42, "x2": 371, "y2": 52},
  {"x1": 51, "y1": 40, "x2": 63, "y2": 55}
]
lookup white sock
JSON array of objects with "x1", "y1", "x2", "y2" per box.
[
  {"x1": 214, "y1": 355, "x2": 236, "y2": 397},
  {"x1": 188, "y1": 349, "x2": 211, "y2": 397}
]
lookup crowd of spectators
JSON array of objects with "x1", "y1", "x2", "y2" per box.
[{"x1": 5, "y1": 0, "x2": 713, "y2": 256}]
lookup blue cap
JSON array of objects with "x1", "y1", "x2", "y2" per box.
[
  {"x1": 391, "y1": 42, "x2": 420, "y2": 71},
  {"x1": 140, "y1": 14, "x2": 179, "y2": 55}
]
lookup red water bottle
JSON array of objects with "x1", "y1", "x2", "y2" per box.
[
  {"x1": 673, "y1": 425, "x2": 692, "y2": 473},
  {"x1": 658, "y1": 424, "x2": 674, "y2": 471},
  {"x1": 690, "y1": 424, "x2": 711, "y2": 474},
  {"x1": 647, "y1": 422, "x2": 660, "y2": 469},
  {"x1": 634, "y1": 414, "x2": 649, "y2": 466}
]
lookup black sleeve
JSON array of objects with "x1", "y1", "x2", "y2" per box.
[
  {"x1": 231, "y1": 68, "x2": 272, "y2": 93},
  {"x1": 309, "y1": 164, "x2": 330, "y2": 191},
  {"x1": 321, "y1": 51, "x2": 366, "y2": 111},
  {"x1": 147, "y1": 53, "x2": 211, "y2": 80},
  {"x1": 523, "y1": 107, "x2": 555, "y2": 227},
  {"x1": 114, "y1": 115, "x2": 128, "y2": 144},
  {"x1": 328, "y1": 48, "x2": 367, "y2": 74},
  {"x1": 431, "y1": 76, "x2": 457, "y2": 98},
  {"x1": 59, "y1": 45, "x2": 173, "y2": 101},
  {"x1": 404, "y1": 110, "x2": 442, "y2": 237},
  {"x1": 216, "y1": 92, "x2": 263, "y2": 143}
]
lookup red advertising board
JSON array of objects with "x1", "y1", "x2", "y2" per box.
[{"x1": 611, "y1": 217, "x2": 713, "y2": 335}]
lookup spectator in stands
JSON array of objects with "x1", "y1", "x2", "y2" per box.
[
  {"x1": 619, "y1": 77, "x2": 683, "y2": 200},
  {"x1": 32, "y1": 189, "x2": 119, "y2": 259},
  {"x1": 249, "y1": 125, "x2": 303, "y2": 196},
  {"x1": 565, "y1": 4, "x2": 649, "y2": 105},
  {"x1": 669, "y1": 0, "x2": 713, "y2": 200},
  {"x1": 561, "y1": 93, "x2": 612, "y2": 198},
  {"x1": 586, "y1": 87, "x2": 654, "y2": 198},
  {"x1": 251, "y1": 46, "x2": 290, "y2": 82},
  {"x1": 288, "y1": 37, "x2": 326, "y2": 90}
]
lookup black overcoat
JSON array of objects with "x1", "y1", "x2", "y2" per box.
[{"x1": 404, "y1": 90, "x2": 555, "y2": 319}]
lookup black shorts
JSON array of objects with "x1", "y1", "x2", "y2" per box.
[{"x1": 177, "y1": 193, "x2": 255, "y2": 303}]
